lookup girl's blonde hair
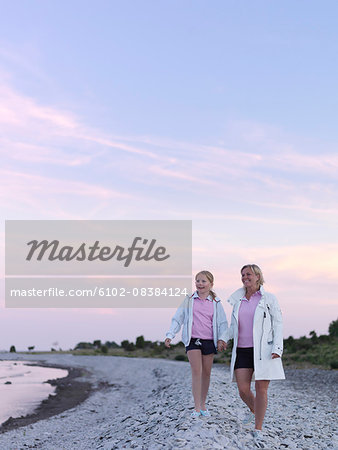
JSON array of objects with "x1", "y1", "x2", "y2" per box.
[
  {"x1": 195, "y1": 270, "x2": 218, "y2": 301},
  {"x1": 241, "y1": 264, "x2": 265, "y2": 287}
]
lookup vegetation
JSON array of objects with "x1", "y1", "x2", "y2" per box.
[
  {"x1": 282, "y1": 319, "x2": 338, "y2": 369},
  {"x1": 329, "y1": 318, "x2": 338, "y2": 337},
  {"x1": 70, "y1": 319, "x2": 338, "y2": 369}
]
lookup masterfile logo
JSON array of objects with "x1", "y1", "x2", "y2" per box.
[
  {"x1": 5, "y1": 220, "x2": 192, "y2": 308},
  {"x1": 25, "y1": 237, "x2": 170, "y2": 267}
]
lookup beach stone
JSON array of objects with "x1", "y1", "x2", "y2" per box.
[{"x1": 0, "y1": 355, "x2": 337, "y2": 450}]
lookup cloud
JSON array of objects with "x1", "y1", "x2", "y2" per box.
[
  {"x1": 1, "y1": 80, "x2": 338, "y2": 228},
  {"x1": 148, "y1": 165, "x2": 216, "y2": 185},
  {"x1": 0, "y1": 139, "x2": 97, "y2": 166},
  {"x1": 1, "y1": 80, "x2": 337, "y2": 180},
  {"x1": 0, "y1": 83, "x2": 78, "y2": 130},
  {"x1": 0, "y1": 169, "x2": 135, "y2": 219},
  {"x1": 0, "y1": 41, "x2": 50, "y2": 83}
]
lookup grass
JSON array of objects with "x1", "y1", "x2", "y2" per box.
[{"x1": 282, "y1": 338, "x2": 338, "y2": 370}]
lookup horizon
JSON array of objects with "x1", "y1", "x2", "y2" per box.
[{"x1": 1, "y1": 315, "x2": 335, "y2": 354}]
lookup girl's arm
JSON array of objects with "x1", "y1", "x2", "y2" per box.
[{"x1": 165, "y1": 296, "x2": 188, "y2": 341}]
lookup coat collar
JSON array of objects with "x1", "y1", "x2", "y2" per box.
[
  {"x1": 227, "y1": 285, "x2": 266, "y2": 306},
  {"x1": 191, "y1": 291, "x2": 220, "y2": 302},
  {"x1": 191, "y1": 291, "x2": 214, "y2": 302}
]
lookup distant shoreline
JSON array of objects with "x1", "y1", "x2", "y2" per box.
[{"x1": 0, "y1": 360, "x2": 93, "y2": 434}]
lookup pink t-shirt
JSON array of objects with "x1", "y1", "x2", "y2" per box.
[
  {"x1": 237, "y1": 291, "x2": 261, "y2": 348},
  {"x1": 191, "y1": 293, "x2": 214, "y2": 340}
]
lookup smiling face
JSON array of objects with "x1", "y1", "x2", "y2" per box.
[
  {"x1": 241, "y1": 266, "x2": 260, "y2": 291},
  {"x1": 195, "y1": 272, "x2": 213, "y2": 297}
]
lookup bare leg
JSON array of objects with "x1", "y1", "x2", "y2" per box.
[
  {"x1": 234, "y1": 368, "x2": 255, "y2": 413},
  {"x1": 187, "y1": 350, "x2": 202, "y2": 411},
  {"x1": 254, "y1": 380, "x2": 270, "y2": 430},
  {"x1": 200, "y1": 353, "x2": 214, "y2": 410}
]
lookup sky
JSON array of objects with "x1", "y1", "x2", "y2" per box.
[{"x1": 1, "y1": 1, "x2": 337, "y2": 350}]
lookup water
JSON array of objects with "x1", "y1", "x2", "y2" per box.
[{"x1": 0, "y1": 360, "x2": 68, "y2": 424}]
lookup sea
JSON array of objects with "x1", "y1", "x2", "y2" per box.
[{"x1": 0, "y1": 360, "x2": 68, "y2": 425}]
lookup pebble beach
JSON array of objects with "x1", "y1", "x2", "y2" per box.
[{"x1": 0, "y1": 354, "x2": 337, "y2": 450}]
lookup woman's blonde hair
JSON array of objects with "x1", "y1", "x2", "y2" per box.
[
  {"x1": 195, "y1": 270, "x2": 218, "y2": 301},
  {"x1": 241, "y1": 264, "x2": 265, "y2": 287}
]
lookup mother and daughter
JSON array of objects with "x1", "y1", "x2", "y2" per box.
[{"x1": 165, "y1": 265, "x2": 285, "y2": 439}]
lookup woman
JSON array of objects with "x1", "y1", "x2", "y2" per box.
[
  {"x1": 165, "y1": 270, "x2": 228, "y2": 418},
  {"x1": 227, "y1": 264, "x2": 285, "y2": 438}
]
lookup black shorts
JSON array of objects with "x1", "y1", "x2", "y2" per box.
[
  {"x1": 185, "y1": 338, "x2": 217, "y2": 355},
  {"x1": 234, "y1": 347, "x2": 254, "y2": 369}
]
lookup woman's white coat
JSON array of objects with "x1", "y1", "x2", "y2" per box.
[{"x1": 227, "y1": 286, "x2": 285, "y2": 381}]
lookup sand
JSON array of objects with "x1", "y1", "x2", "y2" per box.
[{"x1": 0, "y1": 353, "x2": 336, "y2": 449}]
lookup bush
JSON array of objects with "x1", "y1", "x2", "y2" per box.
[
  {"x1": 75, "y1": 342, "x2": 94, "y2": 350},
  {"x1": 136, "y1": 335, "x2": 145, "y2": 349},
  {"x1": 226, "y1": 340, "x2": 233, "y2": 352},
  {"x1": 93, "y1": 340, "x2": 102, "y2": 349},
  {"x1": 329, "y1": 360, "x2": 338, "y2": 369},
  {"x1": 173, "y1": 342, "x2": 185, "y2": 348},
  {"x1": 175, "y1": 354, "x2": 188, "y2": 361},
  {"x1": 213, "y1": 358, "x2": 225, "y2": 364},
  {"x1": 151, "y1": 344, "x2": 166, "y2": 354},
  {"x1": 284, "y1": 336, "x2": 296, "y2": 353},
  {"x1": 295, "y1": 337, "x2": 312, "y2": 351},
  {"x1": 329, "y1": 319, "x2": 338, "y2": 337},
  {"x1": 121, "y1": 340, "x2": 130, "y2": 349},
  {"x1": 9, "y1": 345, "x2": 16, "y2": 353},
  {"x1": 105, "y1": 341, "x2": 119, "y2": 348},
  {"x1": 307, "y1": 354, "x2": 320, "y2": 364},
  {"x1": 126, "y1": 342, "x2": 135, "y2": 351},
  {"x1": 309, "y1": 330, "x2": 318, "y2": 344},
  {"x1": 101, "y1": 345, "x2": 108, "y2": 354},
  {"x1": 318, "y1": 334, "x2": 331, "y2": 343}
]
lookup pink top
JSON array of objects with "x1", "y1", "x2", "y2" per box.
[
  {"x1": 237, "y1": 291, "x2": 261, "y2": 348},
  {"x1": 191, "y1": 292, "x2": 214, "y2": 340}
]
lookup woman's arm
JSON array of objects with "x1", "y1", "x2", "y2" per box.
[{"x1": 269, "y1": 294, "x2": 283, "y2": 357}]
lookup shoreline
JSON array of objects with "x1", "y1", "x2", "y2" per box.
[{"x1": 0, "y1": 361, "x2": 93, "y2": 434}]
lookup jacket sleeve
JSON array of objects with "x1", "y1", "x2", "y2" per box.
[
  {"x1": 216, "y1": 301, "x2": 228, "y2": 342},
  {"x1": 269, "y1": 294, "x2": 284, "y2": 356},
  {"x1": 165, "y1": 296, "x2": 188, "y2": 340},
  {"x1": 227, "y1": 308, "x2": 235, "y2": 341},
  {"x1": 226, "y1": 290, "x2": 241, "y2": 342}
]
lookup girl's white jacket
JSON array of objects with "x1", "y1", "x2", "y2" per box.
[
  {"x1": 166, "y1": 293, "x2": 229, "y2": 348},
  {"x1": 227, "y1": 286, "x2": 285, "y2": 381}
]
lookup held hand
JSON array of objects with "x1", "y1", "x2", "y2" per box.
[
  {"x1": 271, "y1": 353, "x2": 280, "y2": 359},
  {"x1": 164, "y1": 338, "x2": 172, "y2": 348},
  {"x1": 217, "y1": 340, "x2": 227, "y2": 352}
]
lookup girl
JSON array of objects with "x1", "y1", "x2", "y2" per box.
[{"x1": 165, "y1": 270, "x2": 228, "y2": 417}]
